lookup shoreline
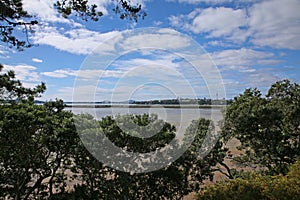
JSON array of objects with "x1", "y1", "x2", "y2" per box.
[{"x1": 65, "y1": 104, "x2": 226, "y2": 109}]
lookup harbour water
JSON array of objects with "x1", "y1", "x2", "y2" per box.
[{"x1": 68, "y1": 106, "x2": 224, "y2": 135}]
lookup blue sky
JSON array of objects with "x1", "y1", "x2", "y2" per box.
[{"x1": 1, "y1": 0, "x2": 299, "y2": 102}]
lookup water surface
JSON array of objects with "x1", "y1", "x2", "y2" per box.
[{"x1": 68, "y1": 106, "x2": 224, "y2": 135}]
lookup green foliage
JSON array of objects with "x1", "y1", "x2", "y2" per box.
[
  {"x1": 0, "y1": 0, "x2": 38, "y2": 50},
  {"x1": 55, "y1": 0, "x2": 146, "y2": 22},
  {"x1": 0, "y1": 100, "x2": 77, "y2": 199},
  {"x1": 0, "y1": 67, "x2": 77, "y2": 199},
  {"x1": 54, "y1": 0, "x2": 103, "y2": 21},
  {"x1": 222, "y1": 79, "x2": 300, "y2": 175},
  {"x1": 0, "y1": 64, "x2": 46, "y2": 102},
  {"x1": 197, "y1": 159, "x2": 300, "y2": 200},
  {"x1": 102, "y1": 114, "x2": 176, "y2": 153},
  {"x1": 71, "y1": 115, "x2": 227, "y2": 199}
]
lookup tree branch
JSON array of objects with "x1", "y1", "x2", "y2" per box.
[{"x1": 218, "y1": 162, "x2": 233, "y2": 179}]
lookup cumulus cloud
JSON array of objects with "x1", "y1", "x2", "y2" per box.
[
  {"x1": 169, "y1": 7, "x2": 248, "y2": 41},
  {"x1": 31, "y1": 27, "x2": 194, "y2": 56},
  {"x1": 191, "y1": 7, "x2": 247, "y2": 37},
  {"x1": 32, "y1": 26, "x2": 121, "y2": 55},
  {"x1": 169, "y1": 0, "x2": 300, "y2": 49},
  {"x1": 119, "y1": 28, "x2": 191, "y2": 51},
  {"x1": 248, "y1": 0, "x2": 300, "y2": 49},
  {"x1": 22, "y1": 0, "x2": 148, "y2": 55},
  {"x1": 166, "y1": 0, "x2": 259, "y2": 4},
  {"x1": 1, "y1": 64, "x2": 43, "y2": 89},
  {"x1": 22, "y1": 0, "x2": 70, "y2": 24}
]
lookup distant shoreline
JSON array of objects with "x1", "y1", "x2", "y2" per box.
[{"x1": 65, "y1": 104, "x2": 226, "y2": 109}]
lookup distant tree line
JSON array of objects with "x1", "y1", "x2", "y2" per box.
[{"x1": 132, "y1": 98, "x2": 232, "y2": 105}]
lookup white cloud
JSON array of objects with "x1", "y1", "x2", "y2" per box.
[
  {"x1": 23, "y1": 0, "x2": 72, "y2": 24},
  {"x1": 2, "y1": 64, "x2": 40, "y2": 82},
  {"x1": 169, "y1": 7, "x2": 248, "y2": 40},
  {"x1": 153, "y1": 21, "x2": 163, "y2": 26},
  {"x1": 22, "y1": 0, "x2": 148, "y2": 25},
  {"x1": 168, "y1": 15, "x2": 185, "y2": 28},
  {"x1": 32, "y1": 26, "x2": 121, "y2": 55},
  {"x1": 221, "y1": 68, "x2": 285, "y2": 98},
  {"x1": 32, "y1": 58, "x2": 43, "y2": 63},
  {"x1": 0, "y1": 45, "x2": 14, "y2": 59},
  {"x1": 245, "y1": 70, "x2": 281, "y2": 86},
  {"x1": 64, "y1": 85, "x2": 114, "y2": 102},
  {"x1": 169, "y1": 0, "x2": 300, "y2": 49},
  {"x1": 68, "y1": 81, "x2": 185, "y2": 102},
  {"x1": 22, "y1": 0, "x2": 148, "y2": 55},
  {"x1": 22, "y1": 0, "x2": 110, "y2": 24},
  {"x1": 112, "y1": 55, "x2": 180, "y2": 70},
  {"x1": 77, "y1": 69, "x2": 124, "y2": 79},
  {"x1": 110, "y1": 52, "x2": 217, "y2": 86},
  {"x1": 32, "y1": 26, "x2": 191, "y2": 56},
  {"x1": 166, "y1": 0, "x2": 259, "y2": 4},
  {"x1": 248, "y1": 0, "x2": 300, "y2": 49},
  {"x1": 71, "y1": 59, "x2": 212, "y2": 101},
  {"x1": 192, "y1": 7, "x2": 247, "y2": 37},
  {"x1": 207, "y1": 40, "x2": 238, "y2": 48},
  {"x1": 211, "y1": 48, "x2": 281, "y2": 72},
  {"x1": 42, "y1": 85, "x2": 113, "y2": 102},
  {"x1": 42, "y1": 69, "x2": 75, "y2": 78},
  {"x1": 209, "y1": 48, "x2": 291, "y2": 97},
  {"x1": 119, "y1": 28, "x2": 191, "y2": 51},
  {"x1": 42, "y1": 68, "x2": 124, "y2": 79}
]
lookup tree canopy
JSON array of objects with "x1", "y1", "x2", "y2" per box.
[
  {"x1": 222, "y1": 79, "x2": 300, "y2": 175},
  {"x1": 196, "y1": 79, "x2": 300, "y2": 199},
  {"x1": 0, "y1": 64, "x2": 46, "y2": 102}
]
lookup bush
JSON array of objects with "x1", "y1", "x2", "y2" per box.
[{"x1": 197, "y1": 159, "x2": 300, "y2": 200}]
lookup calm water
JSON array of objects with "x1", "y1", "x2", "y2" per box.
[{"x1": 68, "y1": 106, "x2": 224, "y2": 135}]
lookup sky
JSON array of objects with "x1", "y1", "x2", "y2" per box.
[{"x1": 1, "y1": 0, "x2": 300, "y2": 102}]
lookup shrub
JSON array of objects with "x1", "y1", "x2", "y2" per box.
[{"x1": 197, "y1": 159, "x2": 300, "y2": 200}]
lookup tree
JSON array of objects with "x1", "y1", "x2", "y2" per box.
[
  {"x1": 0, "y1": 0, "x2": 146, "y2": 50},
  {"x1": 0, "y1": 64, "x2": 46, "y2": 102},
  {"x1": 221, "y1": 80, "x2": 300, "y2": 175},
  {"x1": 0, "y1": 66, "x2": 78, "y2": 199},
  {"x1": 69, "y1": 115, "x2": 227, "y2": 199},
  {"x1": 0, "y1": 100, "x2": 78, "y2": 199}
]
